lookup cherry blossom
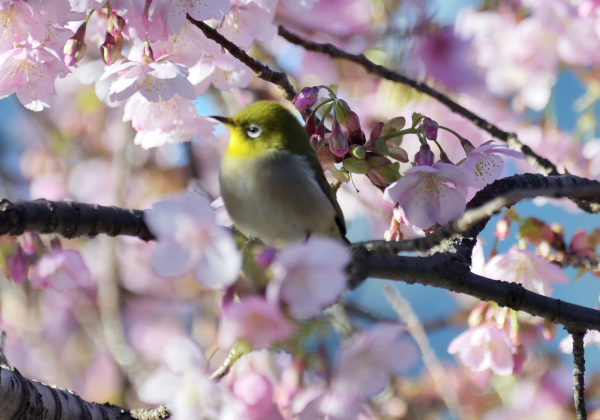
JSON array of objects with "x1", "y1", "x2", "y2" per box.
[
  {"x1": 461, "y1": 141, "x2": 524, "y2": 188},
  {"x1": 123, "y1": 93, "x2": 218, "y2": 148},
  {"x1": 0, "y1": 46, "x2": 70, "y2": 110},
  {"x1": 218, "y1": 297, "x2": 296, "y2": 349},
  {"x1": 266, "y1": 237, "x2": 350, "y2": 320},
  {"x1": 147, "y1": 0, "x2": 230, "y2": 36},
  {"x1": 448, "y1": 324, "x2": 517, "y2": 376},
  {"x1": 383, "y1": 162, "x2": 471, "y2": 229},
  {"x1": 101, "y1": 57, "x2": 196, "y2": 103},
  {"x1": 29, "y1": 249, "x2": 93, "y2": 291},
  {"x1": 484, "y1": 248, "x2": 569, "y2": 296},
  {"x1": 216, "y1": 0, "x2": 278, "y2": 49},
  {"x1": 145, "y1": 191, "x2": 241, "y2": 288}
]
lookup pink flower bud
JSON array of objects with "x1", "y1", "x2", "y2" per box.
[
  {"x1": 346, "y1": 111, "x2": 361, "y2": 133},
  {"x1": 101, "y1": 32, "x2": 119, "y2": 65},
  {"x1": 414, "y1": 143, "x2": 434, "y2": 166},
  {"x1": 328, "y1": 120, "x2": 349, "y2": 157},
  {"x1": 422, "y1": 117, "x2": 438, "y2": 140},
  {"x1": 108, "y1": 11, "x2": 125, "y2": 35},
  {"x1": 63, "y1": 21, "x2": 87, "y2": 66},
  {"x1": 294, "y1": 86, "x2": 319, "y2": 111}
]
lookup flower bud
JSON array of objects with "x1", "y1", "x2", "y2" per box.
[
  {"x1": 108, "y1": 11, "x2": 125, "y2": 35},
  {"x1": 294, "y1": 86, "x2": 319, "y2": 111},
  {"x1": 328, "y1": 120, "x2": 349, "y2": 157},
  {"x1": 63, "y1": 21, "x2": 87, "y2": 66},
  {"x1": 346, "y1": 111, "x2": 361, "y2": 133},
  {"x1": 414, "y1": 144, "x2": 434, "y2": 166},
  {"x1": 101, "y1": 31, "x2": 119, "y2": 65},
  {"x1": 350, "y1": 144, "x2": 366, "y2": 160},
  {"x1": 421, "y1": 117, "x2": 438, "y2": 140}
]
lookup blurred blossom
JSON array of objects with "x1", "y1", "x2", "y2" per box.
[
  {"x1": 334, "y1": 324, "x2": 418, "y2": 399},
  {"x1": 484, "y1": 248, "x2": 568, "y2": 296},
  {"x1": 266, "y1": 237, "x2": 350, "y2": 320},
  {"x1": 384, "y1": 162, "x2": 471, "y2": 230},
  {"x1": 223, "y1": 369, "x2": 283, "y2": 420},
  {"x1": 146, "y1": 191, "x2": 241, "y2": 288},
  {"x1": 218, "y1": 297, "x2": 295, "y2": 349},
  {"x1": 30, "y1": 249, "x2": 92, "y2": 291},
  {"x1": 147, "y1": 0, "x2": 231, "y2": 36},
  {"x1": 6, "y1": 244, "x2": 27, "y2": 284},
  {"x1": 139, "y1": 337, "x2": 224, "y2": 418},
  {"x1": 494, "y1": 216, "x2": 511, "y2": 240},
  {"x1": 461, "y1": 141, "x2": 524, "y2": 188},
  {"x1": 448, "y1": 324, "x2": 517, "y2": 376},
  {"x1": 188, "y1": 52, "x2": 253, "y2": 94},
  {"x1": 216, "y1": 0, "x2": 277, "y2": 50}
]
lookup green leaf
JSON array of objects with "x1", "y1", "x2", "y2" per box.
[{"x1": 376, "y1": 137, "x2": 389, "y2": 154}]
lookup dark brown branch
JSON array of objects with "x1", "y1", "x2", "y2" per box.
[
  {"x1": 187, "y1": 17, "x2": 297, "y2": 101},
  {"x1": 358, "y1": 173, "x2": 600, "y2": 254},
  {"x1": 570, "y1": 329, "x2": 587, "y2": 420},
  {"x1": 277, "y1": 25, "x2": 559, "y2": 176},
  {"x1": 0, "y1": 198, "x2": 154, "y2": 241},
  {"x1": 0, "y1": 365, "x2": 170, "y2": 420},
  {"x1": 353, "y1": 250, "x2": 600, "y2": 332}
]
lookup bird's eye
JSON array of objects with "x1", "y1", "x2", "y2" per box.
[{"x1": 246, "y1": 124, "x2": 262, "y2": 139}]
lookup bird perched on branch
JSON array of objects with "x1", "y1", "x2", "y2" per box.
[{"x1": 213, "y1": 100, "x2": 348, "y2": 248}]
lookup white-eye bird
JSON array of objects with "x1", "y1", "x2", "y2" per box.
[{"x1": 213, "y1": 100, "x2": 348, "y2": 247}]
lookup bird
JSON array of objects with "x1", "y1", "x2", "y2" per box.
[{"x1": 213, "y1": 100, "x2": 348, "y2": 248}]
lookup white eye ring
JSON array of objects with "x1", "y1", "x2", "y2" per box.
[{"x1": 246, "y1": 124, "x2": 262, "y2": 139}]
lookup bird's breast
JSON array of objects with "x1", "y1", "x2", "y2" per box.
[{"x1": 219, "y1": 150, "x2": 337, "y2": 246}]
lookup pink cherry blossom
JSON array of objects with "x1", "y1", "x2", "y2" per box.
[
  {"x1": 266, "y1": 237, "x2": 350, "y2": 320},
  {"x1": 101, "y1": 58, "x2": 196, "y2": 102},
  {"x1": 292, "y1": 385, "x2": 366, "y2": 420},
  {"x1": 145, "y1": 191, "x2": 241, "y2": 289},
  {"x1": 147, "y1": 0, "x2": 230, "y2": 36},
  {"x1": 189, "y1": 52, "x2": 252, "y2": 95},
  {"x1": 461, "y1": 141, "x2": 524, "y2": 188},
  {"x1": 0, "y1": 46, "x2": 69, "y2": 111},
  {"x1": 484, "y1": 248, "x2": 569, "y2": 296},
  {"x1": 218, "y1": 297, "x2": 295, "y2": 349},
  {"x1": 29, "y1": 249, "x2": 93, "y2": 291},
  {"x1": 215, "y1": 0, "x2": 277, "y2": 50},
  {"x1": 225, "y1": 369, "x2": 283, "y2": 420},
  {"x1": 138, "y1": 337, "x2": 224, "y2": 418},
  {"x1": 383, "y1": 162, "x2": 471, "y2": 230},
  {"x1": 448, "y1": 324, "x2": 517, "y2": 376},
  {"x1": 6, "y1": 244, "x2": 27, "y2": 284},
  {"x1": 123, "y1": 94, "x2": 218, "y2": 149},
  {"x1": 334, "y1": 324, "x2": 418, "y2": 399}
]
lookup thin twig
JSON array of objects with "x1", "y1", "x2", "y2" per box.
[
  {"x1": 277, "y1": 25, "x2": 559, "y2": 176},
  {"x1": 383, "y1": 286, "x2": 463, "y2": 419},
  {"x1": 187, "y1": 17, "x2": 297, "y2": 101},
  {"x1": 570, "y1": 329, "x2": 587, "y2": 420}
]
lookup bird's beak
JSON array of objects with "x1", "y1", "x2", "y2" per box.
[{"x1": 210, "y1": 115, "x2": 234, "y2": 126}]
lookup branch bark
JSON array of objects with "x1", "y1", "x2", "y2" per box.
[{"x1": 0, "y1": 365, "x2": 170, "y2": 420}]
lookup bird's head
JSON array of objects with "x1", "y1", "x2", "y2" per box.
[{"x1": 212, "y1": 101, "x2": 310, "y2": 158}]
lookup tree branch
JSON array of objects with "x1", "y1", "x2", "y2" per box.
[
  {"x1": 0, "y1": 365, "x2": 170, "y2": 420},
  {"x1": 359, "y1": 251, "x2": 600, "y2": 331},
  {"x1": 0, "y1": 198, "x2": 154, "y2": 241},
  {"x1": 359, "y1": 173, "x2": 600, "y2": 254},
  {"x1": 276, "y1": 25, "x2": 559, "y2": 176},
  {"x1": 569, "y1": 329, "x2": 588, "y2": 420},
  {"x1": 186, "y1": 17, "x2": 298, "y2": 101}
]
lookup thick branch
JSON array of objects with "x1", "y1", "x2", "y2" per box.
[
  {"x1": 361, "y1": 251, "x2": 600, "y2": 331},
  {"x1": 187, "y1": 17, "x2": 297, "y2": 101},
  {"x1": 359, "y1": 173, "x2": 600, "y2": 254},
  {"x1": 0, "y1": 199, "x2": 154, "y2": 241},
  {"x1": 0, "y1": 365, "x2": 169, "y2": 420},
  {"x1": 277, "y1": 25, "x2": 558, "y2": 176}
]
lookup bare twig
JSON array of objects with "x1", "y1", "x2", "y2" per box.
[
  {"x1": 186, "y1": 17, "x2": 297, "y2": 101},
  {"x1": 570, "y1": 329, "x2": 587, "y2": 420},
  {"x1": 383, "y1": 286, "x2": 462, "y2": 419},
  {"x1": 277, "y1": 25, "x2": 559, "y2": 176}
]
